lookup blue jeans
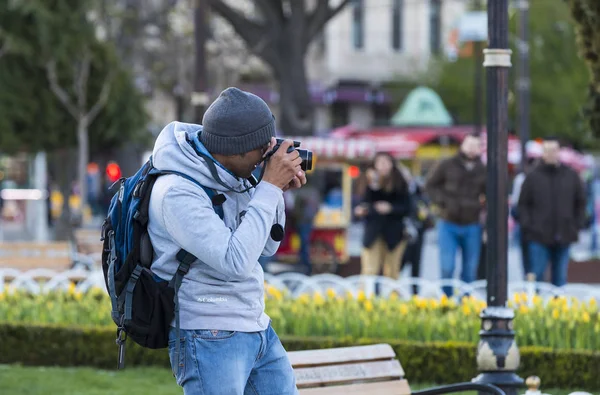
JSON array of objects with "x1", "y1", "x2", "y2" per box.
[
  {"x1": 297, "y1": 223, "x2": 312, "y2": 272},
  {"x1": 168, "y1": 322, "x2": 298, "y2": 394},
  {"x1": 528, "y1": 242, "x2": 570, "y2": 286},
  {"x1": 438, "y1": 219, "x2": 482, "y2": 296}
]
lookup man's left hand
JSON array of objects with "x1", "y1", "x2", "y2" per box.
[{"x1": 283, "y1": 170, "x2": 307, "y2": 191}]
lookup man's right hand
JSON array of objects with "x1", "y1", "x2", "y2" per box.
[{"x1": 263, "y1": 138, "x2": 303, "y2": 190}]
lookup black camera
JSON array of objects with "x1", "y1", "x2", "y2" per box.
[{"x1": 271, "y1": 138, "x2": 313, "y2": 172}]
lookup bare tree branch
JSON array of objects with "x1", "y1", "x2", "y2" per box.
[
  {"x1": 305, "y1": 0, "x2": 352, "y2": 47},
  {"x1": 76, "y1": 49, "x2": 91, "y2": 112},
  {"x1": 254, "y1": 0, "x2": 284, "y2": 26},
  {"x1": 207, "y1": 0, "x2": 278, "y2": 67},
  {"x1": 46, "y1": 60, "x2": 79, "y2": 119},
  {"x1": 86, "y1": 71, "x2": 113, "y2": 123}
]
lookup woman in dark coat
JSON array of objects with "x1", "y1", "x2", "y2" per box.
[{"x1": 354, "y1": 152, "x2": 411, "y2": 279}]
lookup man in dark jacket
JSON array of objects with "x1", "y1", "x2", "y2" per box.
[
  {"x1": 517, "y1": 138, "x2": 586, "y2": 286},
  {"x1": 425, "y1": 134, "x2": 487, "y2": 296}
]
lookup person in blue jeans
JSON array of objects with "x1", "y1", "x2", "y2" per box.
[
  {"x1": 292, "y1": 184, "x2": 321, "y2": 275},
  {"x1": 425, "y1": 135, "x2": 487, "y2": 296},
  {"x1": 517, "y1": 137, "x2": 586, "y2": 286},
  {"x1": 148, "y1": 88, "x2": 306, "y2": 394}
]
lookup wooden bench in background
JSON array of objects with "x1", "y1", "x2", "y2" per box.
[
  {"x1": 0, "y1": 242, "x2": 73, "y2": 272},
  {"x1": 73, "y1": 228, "x2": 103, "y2": 256},
  {"x1": 288, "y1": 344, "x2": 506, "y2": 395},
  {"x1": 0, "y1": 241, "x2": 96, "y2": 279}
]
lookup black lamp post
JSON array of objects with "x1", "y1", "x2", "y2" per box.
[{"x1": 472, "y1": 2, "x2": 524, "y2": 395}]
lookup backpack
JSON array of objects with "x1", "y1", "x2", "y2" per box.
[{"x1": 100, "y1": 156, "x2": 224, "y2": 371}]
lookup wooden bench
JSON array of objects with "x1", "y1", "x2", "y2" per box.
[
  {"x1": 288, "y1": 344, "x2": 506, "y2": 395},
  {"x1": 0, "y1": 241, "x2": 96, "y2": 275},
  {"x1": 73, "y1": 228, "x2": 103, "y2": 256}
]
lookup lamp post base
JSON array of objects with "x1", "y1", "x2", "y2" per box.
[{"x1": 472, "y1": 307, "x2": 524, "y2": 395}]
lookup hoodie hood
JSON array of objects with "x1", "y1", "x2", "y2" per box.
[{"x1": 151, "y1": 121, "x2": 248, "y2": 193}]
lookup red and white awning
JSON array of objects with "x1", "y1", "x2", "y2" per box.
[
  {"x1": 284, "y1": 130, "x2": 593, "y2": 171},
  {"x1": 286, "y1": 137, "x2": 377, "y2": 160}
]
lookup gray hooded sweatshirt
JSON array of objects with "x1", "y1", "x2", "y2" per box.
[{"x1": 147, "y1": 121, "x2": 285, "y2": 332}]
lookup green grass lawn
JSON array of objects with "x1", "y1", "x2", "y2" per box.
[{"x1": 0, "y1": 364, "x2": 578, "y2": 395}]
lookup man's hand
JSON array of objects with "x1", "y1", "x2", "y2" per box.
[
  {"x1": 354, "y1": 204, "x2": 368, "y2": 217},
  {"x1": 283, "y1": 170, "x2": 307, "y2": 192},
  {"x1": 374, "y1": 201, "x2": 392, "y2": 214},
  {"x1": 263, "y1": 138, "x2": 303, "y2": 191}
]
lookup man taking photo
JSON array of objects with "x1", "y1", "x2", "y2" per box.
[{"x1": 147, "y1": 87, "x2": 305, "y2": 394}]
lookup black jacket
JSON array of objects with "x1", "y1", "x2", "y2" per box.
[
  {"x1": 517, "y1": 163, "x2": 586, "y2": 246},
  {"x1": 360, "y1": 185, "x2": 411, "y2": 250}
]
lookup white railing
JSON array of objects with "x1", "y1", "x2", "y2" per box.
[{"x1": 2, "y1": 269, "x2": 598, "y2": 304}]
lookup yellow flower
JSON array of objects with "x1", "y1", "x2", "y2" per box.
[
  {"x1": 518, "y1": 304, "x2": 529, "y2": 314},
  {"x1": 429, "y1": 299, "x2": 439, "y2": 309},
  {"x1": 0, "y1": 292, "x2": 4, "y2": 302},
  {"x1": 399, "y1": 304, "x2": 409, "y2": 316},
  {"x1": 298, "y1": 293, "x2": 310, "y2": 305},
  {"x1": 582, "y1": 312, "x2": 591, "y2": 323},
  {"x1": 74, "y1": 291, "x2": 83, "y2": 302},
  {"x1": 520, "y1": 292, "x2": 528, "y2": 303},
  {"x1": 326, "y1": 288, "x2": 336, "y2": 299},
  {"x1": 589, "y1": 298, "x2": 597, "y2": 309},
  {"x1": 513, "y1": 293, "x2": 521, "y2": 305},
  {"x1": 346, "y1": 290, "x2": 355, "y2": 300},
  {"x1": 561, "y1": 303, "x2": 569, "y2": 313},
  {"x1": 68, "y1": 282, "x2": 76, "y2": 296},
  {"x1": 532, "y1": 295, "x2": 542, "y2": 306},
  {"x1": 462, "y1": 305, "x2": 472, "y2": 316},
  {"x1": 440, "y1": 294, "x2": 449, "y2": 307},
  {"x1": 313, "y1": 291, "x2": 325, "y2": 306},
  {"x1": 389, "y1": 292, "x2": 399, "y2": 301},
  {"x1": 357, "y1": 290, "x2": 366, "y2": 302},
  {"x1": 552, "y1": 309, "x2": 560, "y2": 320},
  {"x1": 416, "y1": 298, "x2": 427, "y2": 310},
  {"x1": 364, "y1": 300, "x2": 374, "y2": 312}
]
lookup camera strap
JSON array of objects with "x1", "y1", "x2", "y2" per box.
[{"x1": 186, "y1": 135, "x2": 269, "y2": 194}]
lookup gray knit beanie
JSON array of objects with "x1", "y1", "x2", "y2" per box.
[{"x1": 200, "y1": 87, "x2": 276, "y2": 155}]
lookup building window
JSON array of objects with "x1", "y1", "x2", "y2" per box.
[
  {"x1": 430, "y1": 0, "x2": 442, "y2": 54},
  {"x1": 392, "y1": 0, "x2": 403, "y2": 51},
  {"x1": 331, "y1": 102, "x2": 350, "y2": 128},
  {"x1": 352, "y1": 0, "x2": 364, "y2": 50}
]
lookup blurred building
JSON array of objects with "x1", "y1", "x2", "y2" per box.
[{"x1": 306, "y1": 0, "x2": 468, "y2": 131}]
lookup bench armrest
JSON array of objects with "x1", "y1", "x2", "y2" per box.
[{"x1": 413, "y1": 382, "x2": 507, "y2": 395}]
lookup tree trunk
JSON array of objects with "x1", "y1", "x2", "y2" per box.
[
  {"x1": 52, "y1": 148, "x2": 77, "y2": 241},
  {"x1": 77, "y1": 117, "x2": 89, "y2": 221},
  {"x1": 274, "y1": 44, "x2": 314, "y2": 137}
]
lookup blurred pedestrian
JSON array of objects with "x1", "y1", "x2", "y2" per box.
[
  {"x1": 291, "y1": 181, "x2": 321, "y2": 275},
  {"x1": 354, "y1": 152, "x2": 411, "y2": 280},
  {"x1": 401, "y1": 176, "x2": 435, "y2": 295},
  {"x1": 510, "y1": 157, "x2": 538, "y2": 278},
  {"x1": 517, "y1": 137, "x2": 587, "y2": 286},
  {"x1": 425, "y1": 134, "x2": 487, "y2": 296}
]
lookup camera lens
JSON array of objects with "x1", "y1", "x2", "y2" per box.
[{"x1": 297, "y1": 149, "x2": 313, "y2": 172}]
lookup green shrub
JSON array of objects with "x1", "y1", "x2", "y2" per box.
[{"x1": 1, "y1": 322, "x2": 598, "y2": 391}]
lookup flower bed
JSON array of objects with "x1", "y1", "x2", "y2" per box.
[{"x1": 1, "y1": 284, "x2": 598, "y2": 350}]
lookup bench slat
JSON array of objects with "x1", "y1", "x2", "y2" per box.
[
  {"x1": 289, "y1": 344, "x2": 397, "y2": 368},
  {"x1": 295, "y1": 359, "x2": 404, "y2": 388},
  {"x1": 0, "y1": 242, "x2": 72, "y2": 270},
  {"x1": 298, "y1": 379, "x2": 411, "y2": 395}
]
